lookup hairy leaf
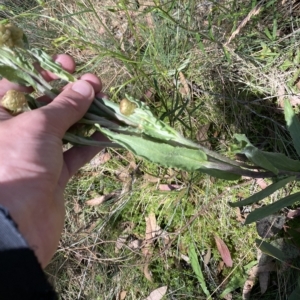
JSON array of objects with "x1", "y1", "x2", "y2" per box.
[
  {"x1": 29, "y1": 48, "x2": 76, "y2": 83},
  {"x1": 0, "y1": 65, "x2": 34, "y2": 86}
]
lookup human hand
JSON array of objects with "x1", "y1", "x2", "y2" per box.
[{"x1": 0, "y1": 54, "x2": 106, "y2": 267}]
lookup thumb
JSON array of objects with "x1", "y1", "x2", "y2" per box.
[{"x1": 40, "y1": 80, "x2": 95, "y2": 138}]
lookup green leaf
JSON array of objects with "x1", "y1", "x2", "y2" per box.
[
  {"x1": 229, "y1": 176, "x2": 295, "y2": 207},
  {"x1": 98, "y1": 128, "x2": 208, "y2": 171},
  {"x1": 188, "y1": 245, "x2": 210, "y2": 297},
  {"x1": 284, "y1": 99, "x2": 300, "y2": 157},
  {"x1": 262, "y1": 152, "x2": 300, "y2": 172},
  {"x1": 199, "y1": 168, "x2": 240, "y2": 181},
  {"x1": 256, "y1": 239, "x2": 286, "y2": 262},
  {"x1": 0, "y1": 65, "x2": 35, "y2": 86},
  {"x1": 234, "y1": 133, "x2": 252, "y2": 145},
  {"x1": 243, "y1": 145, "x2": 278, "y2": 174},
  {"x1": 233, "y1": 133, "x2": 300, "y2": 173},
  {"x1": 219, "y1": 268, "x2": 246, "y2": 298},
  {"x1": 264, "y1": 28, "x2": 273, "y2": 40},
  {"x1": 29, "y1": 48, "x2": 76, "y2": 83},
  {"x1": 98, "y1": 127, "x2": 241, "y2": 180},
  {"x1": 245, "y1": 191, "x2": 300, "y2": 224}
]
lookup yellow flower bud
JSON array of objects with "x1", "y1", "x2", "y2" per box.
[
  {"x1": 1, "y1": 90, "x2": 28, "y2": 115},
  {"x1": 0, "y1": 23, "x2": 24, "y2": 48},
  {"x1": 119, "y1": 98, "x2": 137, "y2": 116}
]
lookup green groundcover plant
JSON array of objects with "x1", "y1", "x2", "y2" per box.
[{"x1": 1, "y1": 22, "x2": 300, "y2": 227}]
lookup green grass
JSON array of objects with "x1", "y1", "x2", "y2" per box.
[{"x1": 3, "y1": 0, "x2": 300, "y2": 298}]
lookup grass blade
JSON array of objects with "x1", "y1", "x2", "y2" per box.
[
  {"x1": 245, "y1": 191, "x2": 300, "y2": 224},
  {"x1": 188, "y1": 245, "x2": 210, "y2": 297},
  {"x1": 229, "y1": 176, "x2": 295, "y2": 207}
]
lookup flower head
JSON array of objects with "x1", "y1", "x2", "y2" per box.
[
  {"x1": 0, "y1": 23, "x2": 24, "y2": 48},
  {"x1": 1, "y1": 90, "x2": 28, "y2": 114}
]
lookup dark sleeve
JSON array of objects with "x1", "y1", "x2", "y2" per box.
[{"x1": 0, "y1": 206, "x2": 58, "y2": 300}]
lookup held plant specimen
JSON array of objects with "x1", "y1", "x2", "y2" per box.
[{"x1": 1, "y1": 23, "x2": 300, "y2": 225}]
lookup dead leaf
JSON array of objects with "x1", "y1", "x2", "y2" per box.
[
  {"x1": 144, "y1": 286, "x2": 168, "y2": 300},
  {"x1": 90, "y1": 152, "x2": 111, "y2": 166},
  {"x1": 223, "y1": 293, "x2": 233, "y2": 300},
  {"x1": 242, "y1": 264, "x2": 258, "y2": 300},
  {"x1": 180, "y1": 254, "x2": 190, "y2": 263},
  {"x1": 73, "y1": 200, "x2": 82, "y2": 214},
  {"x1": 160, "y1": 229, "x2": 171, "y2": 249},
  {"x1": 143, "y1": 173, "x2": 160, "y2": 183},
  {"x1": 277, "y1": 84, "x2": 285, "y2": 108},
  {"x1": 214, "y1": 235, "x2": 233, "y2": 267},
  {"x1": 142, "y1": 213, "x2": 158, "y2": 282},
  {"x1": 86, "y1": 193, "x2": 116, "y2": 206},
  {"x1": 126, "y1": 151, "x2": 137, "y2": 169},
  {"x1": 158, "y1": 184, "x2": 181, "y2": 191},
  {"x1": 256, "y1": 178, "x2": 267, "y2": 190},
  {"x1": 287, "y1": 208, "x2": 300, "y2": 219},
  {"x1": 196, "y1": 124, "x2": 211, "y2": 148},
  {"x1": 142, "y1": 88, "x2": 155, "y2": 101},
  {"x1": 143, "y1": 264, "x2": 153, "y2": 282},
  {"x1": 115, "y1": 234, "x2": 129, "y2": 253},
  {"x1": 289, "y1": 95, "x2": 300, "y2": 106},
  {"x1": 119, "y1": 291, "x2": 127, "y2": 300},
  {"x1": 235, "y1": 207, "x2": 246, "y2": 223},
  {"x1": 203, "y1": 248, "x2": 211, "y2": 266},
  {"x1": 116, "y1": 168, "x2": 130, "y2": 182},
  {"x1": 128, "y1": 239, "x2": 142, "y2": 250},
  {"x1": 115, "y1": 222, "x2": 135, "y2": 253},
  {"x1": 178, "y1": 71, "x2": 190, "y2": 97},
  {"x1": 146, "y1": 213, "x2": 159, "y2": 239},
  {"x1": 217, "y1": 261, "x2": 224, "y2": 274}
]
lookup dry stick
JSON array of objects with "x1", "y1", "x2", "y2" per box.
[{"x1": 224, "y1": 1, "x2": 266, "y2": 46}]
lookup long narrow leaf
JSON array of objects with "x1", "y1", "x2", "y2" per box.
[
  {"x1": 256, "y1": 239, "x2": 286, "y2": 262},
  {"x1": 243, "y1": 146, "x2": 278, "y2": 174},
  {"x1": 262, "y1": 152, "x2": 300, "y2": 172},
  {"x1": 284, "y1": 99, "x2": 300, "y2": 157},
  {"x1": 188, "y1": 245, "x2": 210, "y2": 297},
  {"x1": 245, "y1": 191, "x2": 300, "y2": 224},
  {"x1": 229, "y1": 176, "x2": 295, "y2": 207}
]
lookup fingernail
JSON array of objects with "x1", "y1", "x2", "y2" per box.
[{"x1": 71, "y1": 80, "x2": 93, "y2": 98}]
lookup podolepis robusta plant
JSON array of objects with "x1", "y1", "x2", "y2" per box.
[{"x1": 1, "y1": 23, "x2": 300, "y2": 230}]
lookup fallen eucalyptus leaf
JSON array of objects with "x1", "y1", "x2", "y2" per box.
[
  {"x1": 144, "y1": 286, "x2": 167, "y2": 300},
  {"x1": 214, "y1": 235, "x2": 233, "y2": 267}
]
